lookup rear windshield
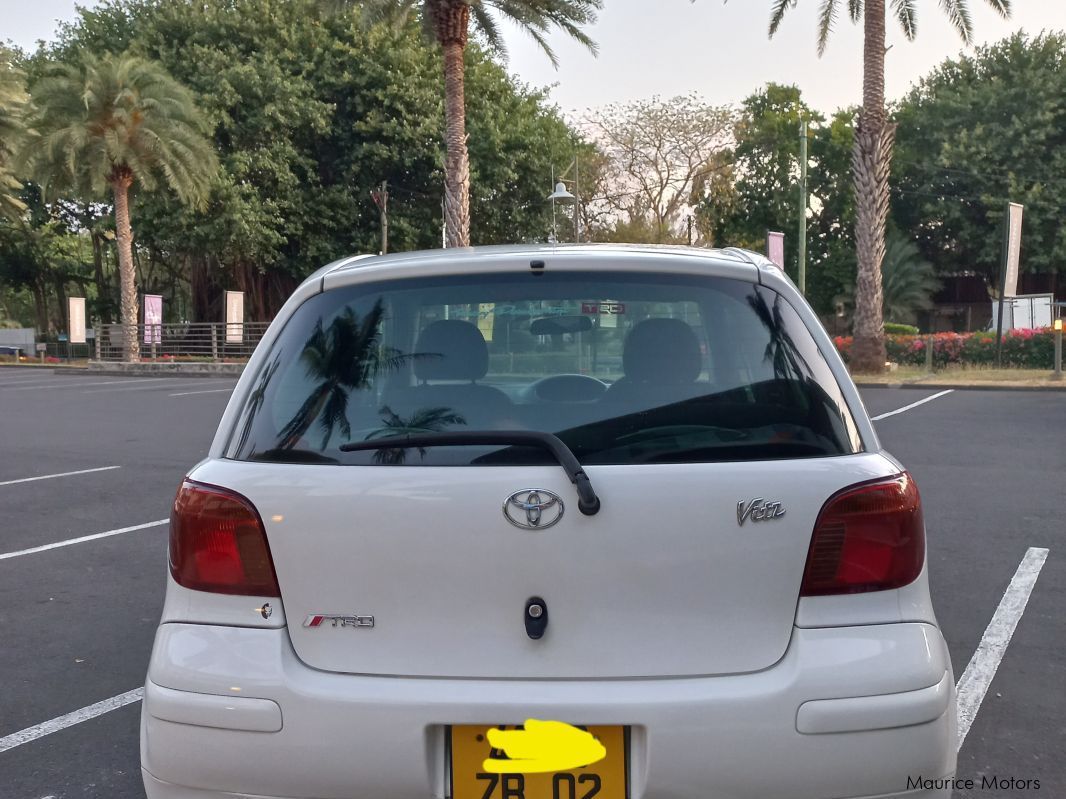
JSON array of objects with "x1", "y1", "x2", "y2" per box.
[{"x1": 228, "y1": 271, "x2": 862, "y2": 465}]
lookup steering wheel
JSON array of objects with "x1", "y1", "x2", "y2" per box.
[{"x1": 526, "y1": 374, "x2": 608, "y2": 403}]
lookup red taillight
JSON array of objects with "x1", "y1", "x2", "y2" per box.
[
  {"x1": 800, "y1": 473, "x2": 925, "y2": 596},
  {"x1": 169, "y1": 480, "x2": 280, "y2": 596}
]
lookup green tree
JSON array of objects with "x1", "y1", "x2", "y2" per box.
[
  {"x1": 697, "y1": 86, "x2": 856, "y2": 315},
  {"x1": 893, "y1": 32, "x2": 1066, "y2": 286},
  {"x1": 700, "y1": 84, "x2": 820, "y2": 265},
  {"x1": 48, "y1": 0, "x2": 590, "y2": 320},
  {"x1": 23, "y1": 52, "x2": 218, "y2": 360},
  {"x1": 351, "y1": 0, "x2": 601, "y2": 248},
  {"x1": 0, "y1": 49, "x2": 30, "y2": 220},
  {"x1": 768, "y1": 0, "x2": 1011, "y2": 372}
]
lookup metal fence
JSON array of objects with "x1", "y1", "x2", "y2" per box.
[{"x1": 94, "y1": 322, "x2": 271, "y2": 362}]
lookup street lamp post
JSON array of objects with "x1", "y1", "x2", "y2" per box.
[{"x1": 548, "y1": 178, "x2": 575, "y2": 243}]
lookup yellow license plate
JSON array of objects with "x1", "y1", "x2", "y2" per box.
[{"x1": 450, "y1": 724, "x2": 627, "y2": 799}]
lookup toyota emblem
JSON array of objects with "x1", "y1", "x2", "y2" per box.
[{"x1": 503, "y1": 489, "x2": 564, "y2": 530}]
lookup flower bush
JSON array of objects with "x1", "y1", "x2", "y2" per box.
[{"x1": 834, "y1": 328, "x2": 1058, "y2": 369}]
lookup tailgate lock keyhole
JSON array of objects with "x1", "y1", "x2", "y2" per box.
[{"x1": 525, "y1": 597, "x2": 548, "y2": 640}]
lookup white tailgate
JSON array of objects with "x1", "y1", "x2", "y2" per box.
[{"x1": 190, "y1": 453, "x2": 897, "y2": 679}]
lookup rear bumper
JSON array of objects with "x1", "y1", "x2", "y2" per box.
[{"x1": 141, "y1": 622, "x2": 956, "y2": 799}]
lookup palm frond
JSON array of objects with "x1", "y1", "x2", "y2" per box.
[
  {"x1": 982, "y1": 0, "x2": 1010, "y2": 17},
  {"x1": 769, "y1": 0, "x2": 797, "y2": 37},
  {"x1": 816, "y1": 0, "x2": 840, "y2": 56},
  {"x1": 939, "y1": 0, "x2": 974, "y2": 43},
  {"x1": 891, "y1": 0, "x2": 917, "y2": 40},
  {"x1": 847, "y1": 0, "x2": 863, "y2": 22}
]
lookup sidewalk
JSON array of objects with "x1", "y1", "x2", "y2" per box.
[{"x1": 853, "y1": 367, "x2": 1066, "y2": 391}]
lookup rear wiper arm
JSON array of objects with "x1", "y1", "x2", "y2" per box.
[{"x1": 340, "y1": 430, "x2": 601, "y2": 516}]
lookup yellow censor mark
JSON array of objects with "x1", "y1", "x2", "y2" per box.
[{"x1": 482, "y1": 720, "x2": 607, "y2": 774}]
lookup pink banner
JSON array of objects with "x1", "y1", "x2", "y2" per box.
[
  {"x1": 144, "y1": 295, "x2": 163, "y2": 344},
  {"x1": 767, "y1": 232, "x2": 785, "y2": 269}
]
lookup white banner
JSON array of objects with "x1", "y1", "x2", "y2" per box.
[
  {"x1": 68, "y1": 297, "x2": 86, "y2": 344},
  {"x1": 1003, "y1": 202, "x2": 1024, "y2": 298},
  {"x1": 767, "y1": 231, "x2": 785, "y2": 269},
  {"x1": 225, "y1": 291, "x2": 245, "y2": 344},
  {"x1": 144, "y1": 294, "x2": 163, "y2": 345}
]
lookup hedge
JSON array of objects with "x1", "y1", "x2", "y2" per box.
[
  {"x1": 884, "y1": 323, "x2": 920, "y2": 335},
  {"x1": 833, "y1": 328, "x2": 1058, "y2": 369}
]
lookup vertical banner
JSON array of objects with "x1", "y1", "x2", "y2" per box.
[
  {"x1": 68, "y1": 297, "x2": 87, "y2": 344},
  {"x1": 1003, "y1": 202, "x2": 1024, "y2": 299},
  {"x1": 225, "y1": 290, "x2": 245, "y2": 344},
  {"x1": 995, "y1": 202, "x2": 1025, "y2": 365},
  {"x1": 144, "y1": 294, "x2": 163, "y2": 345},
  {"x1": 767, "y1": 231, "x2": 785, "y2": 269}
]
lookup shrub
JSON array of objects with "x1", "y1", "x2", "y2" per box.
[
  {"x1": 884, "y1": 323, "x2": 919, "y2": 335},
  {"x1": 834, "y1": 328, "x2": 1057, "y2": 369}
]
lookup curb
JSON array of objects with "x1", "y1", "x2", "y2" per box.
[
  {"x1": 84, "y1": 362, "x2": 246, "y2": 378},
  {"x1": 857, "y1": 381, "x2": 1066, "y2": 392}
]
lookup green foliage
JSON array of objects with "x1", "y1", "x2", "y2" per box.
[
  {"x1": 0, "y1": 49, "x2": 30, "y2": 220},
  {"x1": 768, "y1": 0, "x2": 1011, "y2": 55},
  {"x1": 354, "y1": 0, "x2": 601, "y2": 66},
  {"x1": 893, "y1": 32, "x2": 1066, "y2": 282},
  {"x1": 35, "y1": 0, "x2": 586, "y2": 319},
  {"x1": 840, "y1": 230, "x2": 939, "y2": 325},
  {"x1": 22, "y1": 52, "x2": 217, "y2": 203},
  {"x1": 698, "y1": 85, "x2": 855, "y2": 313},
  {"x1": 884, "y1": 322, "x2": 919, "y2": 335}
]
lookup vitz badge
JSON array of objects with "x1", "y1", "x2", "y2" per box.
[{"x1": 737, "y1": 498, "x2": 786, "y2": 526}]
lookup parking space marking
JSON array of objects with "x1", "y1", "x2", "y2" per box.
[
  {"x1": 870, "y1": 389, "x2": 954, "y2": 421},
  {"x1": 956, "y1": 546, "x2": 1050, "y2": 751},
  {"x1": 83, "y1": 379, "x2": 233, "y2": 394},
  {"x1": 0, "y1": 519, "x2": 168, "y2": 561},
  {"x1": 0, "y1": 688, "x2": 143, "y2": 754},
  {"x1": 169, "y1": 387, "x2": 234, "y2": 396},
  {"x1": 0, "y1": 465, "x2": 121, "y2": 487}
]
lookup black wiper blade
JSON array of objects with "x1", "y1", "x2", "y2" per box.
[{"x1": 340, "y1": 430, "x2": 601, "y2": 516}]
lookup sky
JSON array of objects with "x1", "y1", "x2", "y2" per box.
[{"x1": 5, "y1": 0, "x2": 1066, "y2": 115}]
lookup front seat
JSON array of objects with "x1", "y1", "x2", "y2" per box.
[
  {"x1": 382, "y1": 320, "x2": 511, "y2": 429},
  {"x1": 603, "y1": 318, "x2": 706, "y2": 411}
]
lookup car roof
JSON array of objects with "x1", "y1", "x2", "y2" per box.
[{"x1": 321, "y1": 243, "x2": 775, "y2": 280}]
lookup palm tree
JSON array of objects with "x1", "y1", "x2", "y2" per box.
[
  {"x1": 768, "y1": 0, "x2": 1010, "y2": 372},
  {"x1": 0, "y1": 49, "x2": 30, "y2": 221},
  {"x1": 352, "y1": 0, "x2": 601, "y2": 248},
  {"x1": 22, "y1": 53, "x2": 218, "y2": 361}
]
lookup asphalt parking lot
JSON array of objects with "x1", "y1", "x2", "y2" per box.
[{"x1": 0, "y1": 368, "x2": 1060, "y2": 799}]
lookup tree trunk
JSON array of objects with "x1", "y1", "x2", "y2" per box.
[
  {"x1": 111, "y1": 169, "x2": 140, "y2": 362},
  {"x1": 850, "y1": 0, "x2": 891, "y2": 373},
  {"x1": 434, "y1": 1, "x2": 471, "y2": 248}
]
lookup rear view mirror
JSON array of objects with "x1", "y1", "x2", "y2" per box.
[{"x1": 530, "y1": 315, "x2": 594, "y2": 336}]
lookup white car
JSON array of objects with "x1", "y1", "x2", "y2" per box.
[{"x1": 141, "y1": 245, "x2": 956, "y2": 799}]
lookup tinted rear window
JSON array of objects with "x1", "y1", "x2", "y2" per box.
[{"x1": 228, "y1": 271, "x2": 862, "y2": 465}]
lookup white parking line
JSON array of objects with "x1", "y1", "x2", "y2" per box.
[
  {"x1": 956, "y1": 546, "x2": 1050, "y2": 751},
  {"x1": 0, "y1": 689, "x2": 143, "y2": 754},
  {"x1": 82, "y1": 379, "x2": 231, "y2": 394},
  {"x1": 0, "y1": 466, "x2": 121, "y2": 487},
  {"x1": 169, "y1": 387, "x2": 234, "y2": 396},
  {"x1": 0, "y1": 519, "x2": 168, "y2": 561},
  {"x1": 870, "y1": 389, "x2": 955, "y2": 421}
]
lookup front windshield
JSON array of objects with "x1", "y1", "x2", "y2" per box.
[{"x1": 228, "y1": 270, "x2": 862, "y2": 465}]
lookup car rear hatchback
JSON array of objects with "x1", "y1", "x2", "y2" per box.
[{"x1": 141, "y1": 245, "x2": 956, "y2": 799}]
